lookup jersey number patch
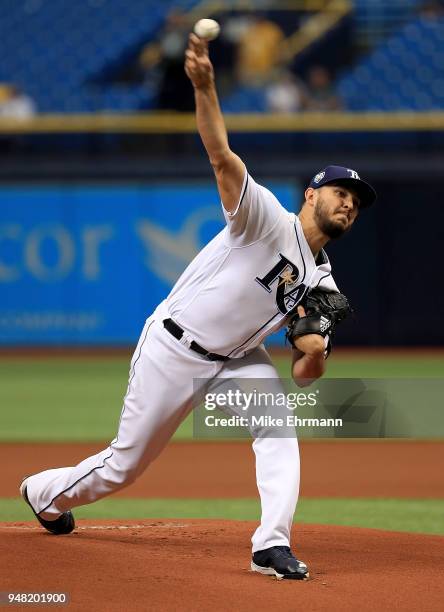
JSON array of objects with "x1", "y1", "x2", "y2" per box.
[{"x1": 255, "y1": 253, "x2": 307, "y2": 315}]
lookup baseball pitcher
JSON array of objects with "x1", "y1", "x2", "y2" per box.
[{"x1": 20, "y1": 33, "x2": 376, "y2": 581}]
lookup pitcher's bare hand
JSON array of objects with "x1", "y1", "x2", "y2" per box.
[{"x1": 185, "y1": 33, "x2": 215, "y2": 90}]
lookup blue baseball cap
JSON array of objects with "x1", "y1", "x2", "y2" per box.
[{"x1": 309, "y1": 165, "x2": 377, "y2": 208}]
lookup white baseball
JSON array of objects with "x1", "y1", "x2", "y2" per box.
[{"x1": 193, "y1": 18, "x2": 220, "y2": 41}]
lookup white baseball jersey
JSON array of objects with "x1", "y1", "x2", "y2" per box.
[
  {"x1": 25, "y1": 168, "x2": 312, "y2": 555},
  {"x1": 166, "y1": 169, "x2": 338, "y2": 357}
]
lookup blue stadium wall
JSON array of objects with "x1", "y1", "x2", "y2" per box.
[
  {"x1": 0, "y1": 164, "x2": 443, "y2": 348},
  {"x1": 0, "y1": 180, "x2": 298, "y2": 346}
]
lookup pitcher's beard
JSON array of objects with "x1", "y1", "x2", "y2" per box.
[{"x1": 314, "y1": 198, "x2": 350, "y2": 239}]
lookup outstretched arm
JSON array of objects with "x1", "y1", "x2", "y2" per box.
[{"x1": 185, "y1": 33, "x2": 245, "y2": 213}]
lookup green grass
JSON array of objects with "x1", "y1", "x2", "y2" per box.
[
  {"x1": 0, "y1": 354, "x2": 442, "y2": 441},
  {"x1": 2, "y1": 497, "x2": 443, "y2": 536},
  {"x1": 273, "y1": 355, "x2": 444, "y2": 378},
  {"x1": 0, "y1": 360, "x2": 130, "y2": 441}
]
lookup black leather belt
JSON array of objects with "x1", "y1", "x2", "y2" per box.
[{"x1": 163, "y1": 318, "x2": 229, "y2": 362}]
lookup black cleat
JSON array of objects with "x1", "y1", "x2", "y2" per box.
[
  {"x1": 251, "y1": 546, "x2": 309, "y2": 580},
  {"x1": 20, "y1": 478, "x2": 75, "y2": 535}
]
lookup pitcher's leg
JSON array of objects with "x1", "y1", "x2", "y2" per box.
[
  {"x1": 251, "y1": 435, "x2": 299, "y2": 552},
  {"x1": 216, "y1": 345, "x2": 300, "y2": 552},
  {"x1": 24, "y1": 318, "x2": 215, "y2": 520}
]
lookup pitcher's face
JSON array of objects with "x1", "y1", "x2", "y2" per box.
[{"x1": 312, "y1": 183, "x2": 360, "y2": 239}]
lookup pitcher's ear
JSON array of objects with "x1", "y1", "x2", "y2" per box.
[{"x1": 304, "y1": 187, "x2": 317, "y2": 207}]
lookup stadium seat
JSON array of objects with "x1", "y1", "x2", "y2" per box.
[
  {"x1": 337, "y1": 15, "x2": 444, "y2": 110},
  {"x1": 0, "y1": 0, "x2": 199, "y2": 112}
]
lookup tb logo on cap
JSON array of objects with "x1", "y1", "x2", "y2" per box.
[{"x1": 347, "y1": 168, "x2": 360, "y2": 179}]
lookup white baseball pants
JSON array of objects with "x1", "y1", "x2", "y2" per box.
[{"x1": 24, "y1": 302, "x2": 300, "y2": 552}]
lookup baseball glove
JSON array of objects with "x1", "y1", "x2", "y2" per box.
[{"x1": 286, "y1": 288, "x2": 352, "y2": 351}]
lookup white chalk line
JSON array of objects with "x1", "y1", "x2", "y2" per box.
[{"x1": 0, "y1": 523, "x2": 190, "y2": 531}]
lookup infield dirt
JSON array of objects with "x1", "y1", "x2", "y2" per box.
[
  {"x1": 1, "y1": 440, "x2": 443, "y2": 498},
  {"x1": 2, "y1": 441, "x2": 444, "y2": 610},
  {"x1": 1, "y1": 520, "x2": 443, "y2": 611}
]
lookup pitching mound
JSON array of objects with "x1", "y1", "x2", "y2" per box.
[{"x1": 1, "y1": 520, "x2": 443, "y2": 611}]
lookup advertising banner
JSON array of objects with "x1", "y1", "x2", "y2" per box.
[{"x1": 0, "y1": 181, "x2": 297, "y2": 344}]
